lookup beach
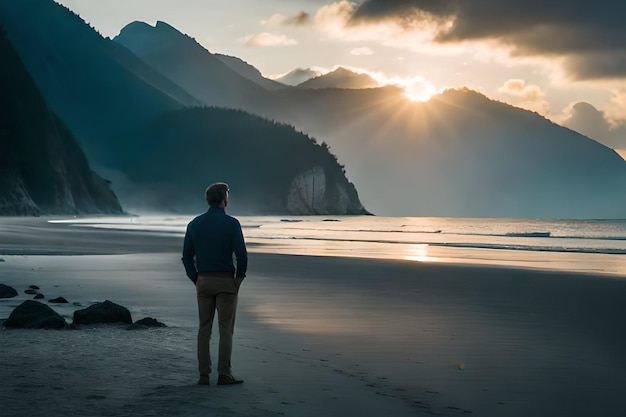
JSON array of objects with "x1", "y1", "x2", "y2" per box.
[{"x1": 2, "y1": 218, "x2": 626, "y2": 416}]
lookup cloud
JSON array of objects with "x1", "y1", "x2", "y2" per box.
[
  {"x1": 605, "y1": 88, "x2": 626, "y2": 124},
  {"x1": 350, "y1": 47, "x2": 374, "y2": 56},
  {"x1": 263, "y1": 11, "x2": 311, "y2": 26},
  {"x1": 334, "y1": 0, "x2": 626, "y2": 81},
  {"x1": 239, "y1": 32, "x2": 298, "y2": 47},
  {"x1": 561, "y1": 101, "x2": 626, "y2": 149},
  {"x1": 261, "y1": 14, "x2": 287, "y2": 26},
  {"x1": 498, "y1": 79, "x2": 550, "y2": 115},
  {"x1": 285, "y1": 11, "x2": 311, "y2": 26},
  {"x1": 313, "y1": 1, "x2": 461, "y2": 55}
]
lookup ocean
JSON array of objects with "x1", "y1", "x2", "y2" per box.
[{"x1": 51, "y1": 215, "x2": 626, "y2": 276}]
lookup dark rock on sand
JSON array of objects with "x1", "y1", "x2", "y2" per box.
[
  {"x1": 4, "y1": 300, "x2": 67, "y2": 329},
  {"x1": 48, "y1": 297, "x2": 69, "y2": 304},
  {"x1": 0, "y1": 284, "x2": 18, "y2": 299},
  {"x1": 33, "y1": 293, "x2": 44, "y2": 300},
  {"x1": 73, "y1": 300, "x2": 132, "y2": 325},
  {"x1": 29, "y1": 285, "x2": 40, "y2": 290},
  {"x1": 25, "y1": 289, "x2": 38, "y2": 295},
  {"x1": 127, "y1": 317, "x2": 166, "y2": 330}
]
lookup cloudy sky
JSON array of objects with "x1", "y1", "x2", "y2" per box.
[{"x1": 56, "y1": 0, "x2": 626, "y2": 151}]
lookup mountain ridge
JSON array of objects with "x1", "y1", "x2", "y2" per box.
[
  {"x1": 215, "y1": 53, "x2": 287, "y2": 91},
  {"x1": 114, "y1": 20, "x2": 276, "y2": 113},
  {"x1": 296, "y1": 67, "x2": 379, "y2": 89},
  {"x1": 274, "y1": 68, "x2": 321, "y2": 86}
]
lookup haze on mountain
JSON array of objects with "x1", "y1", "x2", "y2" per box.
[
  {"x1": 114, "y1": 20, "x2": 626, "y2": 218},
  {"x1": 215, "y1": 53, "x2": 287, "y2": 92},
  {"x1": 296, "y1": 67, "x2": 380, "y2": 90},
  {"x1": 274, "y1": 68, "x2": 322, "y2": 87},
  {"x1": 0, "y1": 27, "x2": 122, "y2": 216}
]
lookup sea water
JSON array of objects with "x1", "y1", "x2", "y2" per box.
[{"x1": 51, "y1": 216, "x2": 626, "y2": 276}]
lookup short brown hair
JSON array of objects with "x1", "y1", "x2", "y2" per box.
[{"x1": 205, "y1": 182, "x2": 229, "y2": 207}]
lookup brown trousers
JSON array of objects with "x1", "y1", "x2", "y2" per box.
[{"x1": 196, "y1": 273, "x2": 240, "y2": 376}]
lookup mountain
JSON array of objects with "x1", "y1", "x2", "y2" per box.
[
  {"x1": 0, "y1": 27, "x2": 122, "y2": 216},
  {"x1": 215, "y1": 53, "x2": 287, "y2": 91},
  {"x1": 114, "y1": 21, "x2": 277, "y2": 115},
  {"x1": 275, "y1": 68, "x2": 321, "y2": 86},
  {"x1": 0, "y1": 0, "x2": 201, "y2": 165},
  {"x1": 296, "y1": 67, "x2": 379, "y2": 89},
  {"x1": 111, "y1": 107, "x2": 368, "y2": 215},
  {"x1": 112, "y1": 20, "x2": 626, "y2": 218}
]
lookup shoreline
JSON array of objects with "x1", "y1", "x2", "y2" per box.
[
  {"x1": 3, "y1": 216, "x2": 626, "y2": 277},
  {"x1": 2, "y1": 217, "x2": 626, "y2": 416}
]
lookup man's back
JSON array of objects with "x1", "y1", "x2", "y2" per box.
[{"x1": 182, "y1": 207, "x2": 247, "y2": 281}]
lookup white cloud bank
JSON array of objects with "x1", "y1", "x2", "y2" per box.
[{"x1": 498, "y1": 79, "x2": 550, "y2": 115}]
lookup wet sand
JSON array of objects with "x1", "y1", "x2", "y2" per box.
[{"x1": 1, "y1": 218, "x2": 626, "y2": 416}]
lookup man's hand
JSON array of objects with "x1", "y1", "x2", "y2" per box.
[{"x1": 235, "y1": 277, "x2": 244, "y2": 291}]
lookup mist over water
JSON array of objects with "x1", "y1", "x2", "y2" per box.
[{"x1": 52, "y1": 216, "x2": 626, "y2": 276}]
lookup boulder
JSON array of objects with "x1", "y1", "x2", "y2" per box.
[
  {"x1": 48, "y1": 297, "x2": 68, "y2": 303},
  {"x1": 25, "y1": 289, "x2": 38, "y2": 295},
  {"x1": 29, "y1": 285, "x2": 40, "y2": 290},
  {"x1": 3, "y1": 300, "x2": 67, "y2": 329},
  {"x1": 33, "y1": 293, "x2": 44, "y2": 300},
  {"x1": 0, "y1": 284, "x2": 18, "y2": 299},
  {"x1": 73, "y1": 300, "x2": 132, "y2": 325}
]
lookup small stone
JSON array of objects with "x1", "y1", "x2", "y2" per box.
[
  {"x1": 127, "y1": 317, "x2": 167, "y2": 330},
  {"x1": 48, "y1": 297, "x2": 69, "y2": 304},
  {"x1": 135, "y1": 317, "x2": 166, "y2": 327},
  {"x1": 25, "y1": 289, "x2": 38, "y2": 295},
  {"x1": 33, "y1": 294, "x2": 45, "y2": 300},
  {"x1": 29, "y1": 285, "x2": 40, "y2": 290},
  {"x1": 0, "y1": 284, "x2": 18, "y2": 299}
]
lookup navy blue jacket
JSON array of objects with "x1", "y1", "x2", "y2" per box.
[{"x1": 182, "y1": 207, "x2": 248, "y2": 283}]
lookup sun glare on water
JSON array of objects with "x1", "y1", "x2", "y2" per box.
[{"x1": 403, "y1": 244, "x2": 441, "y2": 262}]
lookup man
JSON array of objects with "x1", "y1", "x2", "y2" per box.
[{"x1": 182, "y1": 182, "x2": 248, "y2": 386}]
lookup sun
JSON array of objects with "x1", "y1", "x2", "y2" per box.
[
  {"x1": 402, "y1": 77, "x2": 437, "y2": 102},
  {"x1": 348, "y1": 68, "x2": 438, "y2": 102},
  {"x1": 378, "y1": 74, "x2": 437, "y2": 102}
]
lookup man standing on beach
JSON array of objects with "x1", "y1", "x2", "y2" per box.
[{"x1": 182, "y1": 182, "x2": 248, "y2": 386}]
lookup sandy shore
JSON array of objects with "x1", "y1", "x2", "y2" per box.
[{"x1": 1, "y1": 218, "x2": 626, "y2": 416}]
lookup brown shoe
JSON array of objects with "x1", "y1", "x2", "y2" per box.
[
  {"x1": 217, "y1": 374, "x2": 243, "y2": 385},
  {"x1": 197, "y1": 374, "x2": 210, "y2": 385}
]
